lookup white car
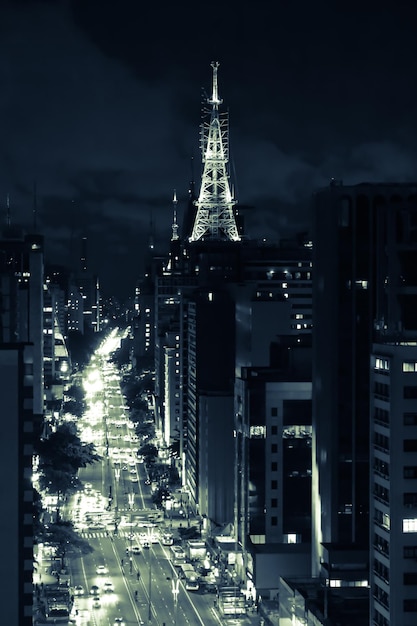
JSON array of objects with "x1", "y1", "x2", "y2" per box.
[
  {"x1": 96, "y1": 565, "x2": 108, "y2": 575},
  {"x1": 103, "y1": 581, "x2": 114, "y2": 593}
]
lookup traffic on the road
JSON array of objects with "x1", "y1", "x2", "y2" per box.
[{"x1": 33, "y1": 328, "x2": 254, "y2": 625}]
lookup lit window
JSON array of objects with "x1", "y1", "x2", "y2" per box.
[
  {"x1": 403, "y1": 361, "x2": 417, "y2": 372},
  {"x1": 403, "y1": 518, "x2": 417, "y2": 533},
  {"x1": 250, "y1": 425, "x2": 266, "y2": 438},
  {"x1": 375, "y1": 357, "x2": 390, "y2": 371}
]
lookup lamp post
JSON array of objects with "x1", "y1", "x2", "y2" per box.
[
  {"x1": 148, "y1": 547, "x2": 152, "y2": 623},
  {"x1": 128, "y1": 493, "x2": 135, "y2": 574},
  {"x1": 172, "y1": 577, "x2": 179, "y2": 625}
]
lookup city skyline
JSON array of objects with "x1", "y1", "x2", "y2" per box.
[{"x1": 2, "y1": 0, "x2": 417, "y2": 298}]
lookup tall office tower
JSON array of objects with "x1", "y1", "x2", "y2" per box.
[
  {"x1": 312, "y1": 182, "x2": 417, "y2": 595},
  {"x1": 189, "y1": 62, "x2": 240, "y2": 243},
  {"x1": 368, "y1": 191, "x2": 417, "y2": 626},
  {"x1": 0, "y1": 344, "x2": 37, "y2": 626},
  {"x1": 76, "y1": 236, "x2": 101, "y2": 333},
  {"x1": 234, "y1": 240, "x2": 313, "y2": 600},
  {"x1": 186, "y1": 288, "x2": 236, "y2": 524},
  {"x1": 0, "y1": 224, "x2": 44, "y2": 624},
  {"x1": 133, "y1": 275, "x2": 155, "y2": 364},
  {"x1": 0, "y1": 229, "x2": 44, "y2": 416}
]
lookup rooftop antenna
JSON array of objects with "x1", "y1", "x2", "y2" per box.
[
  {"x1": 33, "y1": 181, "x2": 38, "y2": 231},
  {"x1": 171, "y1": 189, "x2": 179, "y2": 241},
  {"x1": 149, "y1": 208, "x2": 155, "y2": 250}
]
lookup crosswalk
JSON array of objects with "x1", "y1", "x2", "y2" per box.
[{"x1": 79, "y1": 530, "x2": 142, "y2": 539}]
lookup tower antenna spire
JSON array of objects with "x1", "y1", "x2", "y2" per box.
[
  {"x1": 171, "y1": 189, "x2": 179, "y2": 241},
  {"x1": 209, "y1": 61, "x2": 222, "y2": 107},
  {"x1": 189, "y1": 62, "x2": 240, "y2": 242},
  {"x1": 33, "y1": 181, "x2": 38, "y2": 231}
]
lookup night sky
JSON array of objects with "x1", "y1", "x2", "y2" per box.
[{"x1": 2, "y1": 0, "x2": 417, "y2": 298}]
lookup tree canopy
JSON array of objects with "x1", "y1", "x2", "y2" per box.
[{"x1": 36, "y1": 423, "x2": 101, "y2": 496}]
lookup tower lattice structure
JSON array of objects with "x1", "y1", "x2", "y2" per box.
[{"x1": 189, "y1": 62, "x2": 241, "y2": 242}]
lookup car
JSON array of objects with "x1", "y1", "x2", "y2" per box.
[
  {"x1": 73, "y1": 585, "x2": 84, "y2": 596},
  {"x1": 113, "y1": 619, "x2": 125, "y2": 626},
  {"x1": 131, "y1": 476, "x2": 138, "y2": 482},
  {"x1": 142, "y1": 541, "x2": 150, "y2": 549},
  {"x1": 131, "y1": 545, "x2": 141, "y2": 554},
  {"x1": 90, "y1": 584, "x2": 100, "y2": 595},
  {"x1": 103, "y1": 581, "x2": 114, "y2": 592},
  {"x1": 92, "y1": 595, "x2": 101, "y2": 608},
  {"x1": 96, "y1": 565, "x2": 108, "y2": 575}
]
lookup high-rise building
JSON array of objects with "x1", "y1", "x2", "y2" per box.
[
  {"x1": 312, "y1": 182, "x2": 417, "y2": 608},
  {"x1": 368, "y1": 187, "x2": 417, "y2": 626},
  {"x1": 0, "y1": 223, "x2": 45, "y2": 625},
  {"x1": 0, "y1": 344, "x2": 37, "y2": 626},
  {"x1": 234, "y1": 240, "x2": 313, "y2": 600}
]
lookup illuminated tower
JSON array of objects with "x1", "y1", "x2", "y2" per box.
[{"x1": 189, "y1": 62, "x2": 240, "y2": 242}]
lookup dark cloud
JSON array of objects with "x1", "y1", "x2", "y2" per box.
[{"x1": 1, "y1": 0, "x2": 417, "y2": 297}]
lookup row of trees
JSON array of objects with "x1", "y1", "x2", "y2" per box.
[{"x1": 34, "y1": 391, "x2": 101, "y2": 564}]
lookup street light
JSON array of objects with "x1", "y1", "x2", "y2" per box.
[
  {"x1": 172, "y1": 577, "x2": 180, "y2": 625},
  {"x1": 128, "y1": 494, "x2": 135, "y2": 574},
  {"x1": 148, "y1": 548, "x2": 152, "y2": 624}
]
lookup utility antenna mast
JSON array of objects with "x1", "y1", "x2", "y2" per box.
[{"x1": 189, "y1": 62, "x2": 240, "y2": 242}]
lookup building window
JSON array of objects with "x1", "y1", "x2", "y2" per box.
[
  {"x1": 250, "y1": 425, "x2": 266, "y2": 438},
  {"x1": 404, "y1": 413, "x2": 417, "y2": 425},
  {"x1": 271, "y1": 461, "x2": 278, "y2": 471},
  {"x1": 374, "y1": 432, "x2": 389, "y2": 453},
  {"x1": 271, "y1": 443, "x2": 278, "y2": 453},
  {"x1": 404, "y1": 440, "x2": 417, "y2": 452},
  {"x1": 404, "y1": 493, "x2": 417, "y2": 508},
  {"x1": 404, "y1": 467, "x2": 417, "y2": 479},
  {"x1": 271, "y1": 407, "x2": 278, "y2": 417},
  {"x1": 403, "y1": 361, "x2": 417, "y2": 372},
  {"x1": 374, "y1": 407, "x2": 389, "y2": 425},
  {"x1": 404, "y1": 573, "x2": 417, "y2": 585},
  {"x1": 404, "y1": 599, "x2": 417, "y2": 612},
  {"x1": 404, "y1": 546, "x2": 417, "y2": 558},
  {"x1": 374, "y1": 382, "x2": 390, "y2": 399},
  {"x1": 271, "y1": 498, "x2": 277, "y2": 508},
  {"x1": 374, "y1": 458, "x2": 389, "y2": 478},
  {"x1": 403, "y1": 518, "x2": 417, "y2": 533},
  {"x1": 271, "y1": 516, "x2": 277, "y2": 526},
  {"x1": 375, "y1": 357, "x2": 390, "y2": 371},
  {"x1": 271, "y1": 426, "x2": 278, "y2": 436},
  {"x1": 404, "y1": 386, "x2": 417, "y2": 399},
  {"x1": 271, "y1": 480, "x2": 277, "y2": 490},
  {"x1": 374, "y1": 483, "x2": 389, "y2": 504}
]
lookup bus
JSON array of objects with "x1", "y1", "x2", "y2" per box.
[
  {"x1": 170, "y1": 545, "x2": 186, "y2": 565},
  {"x1": 178, "y1": 564, "x2": 199, "y2": 591}
]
